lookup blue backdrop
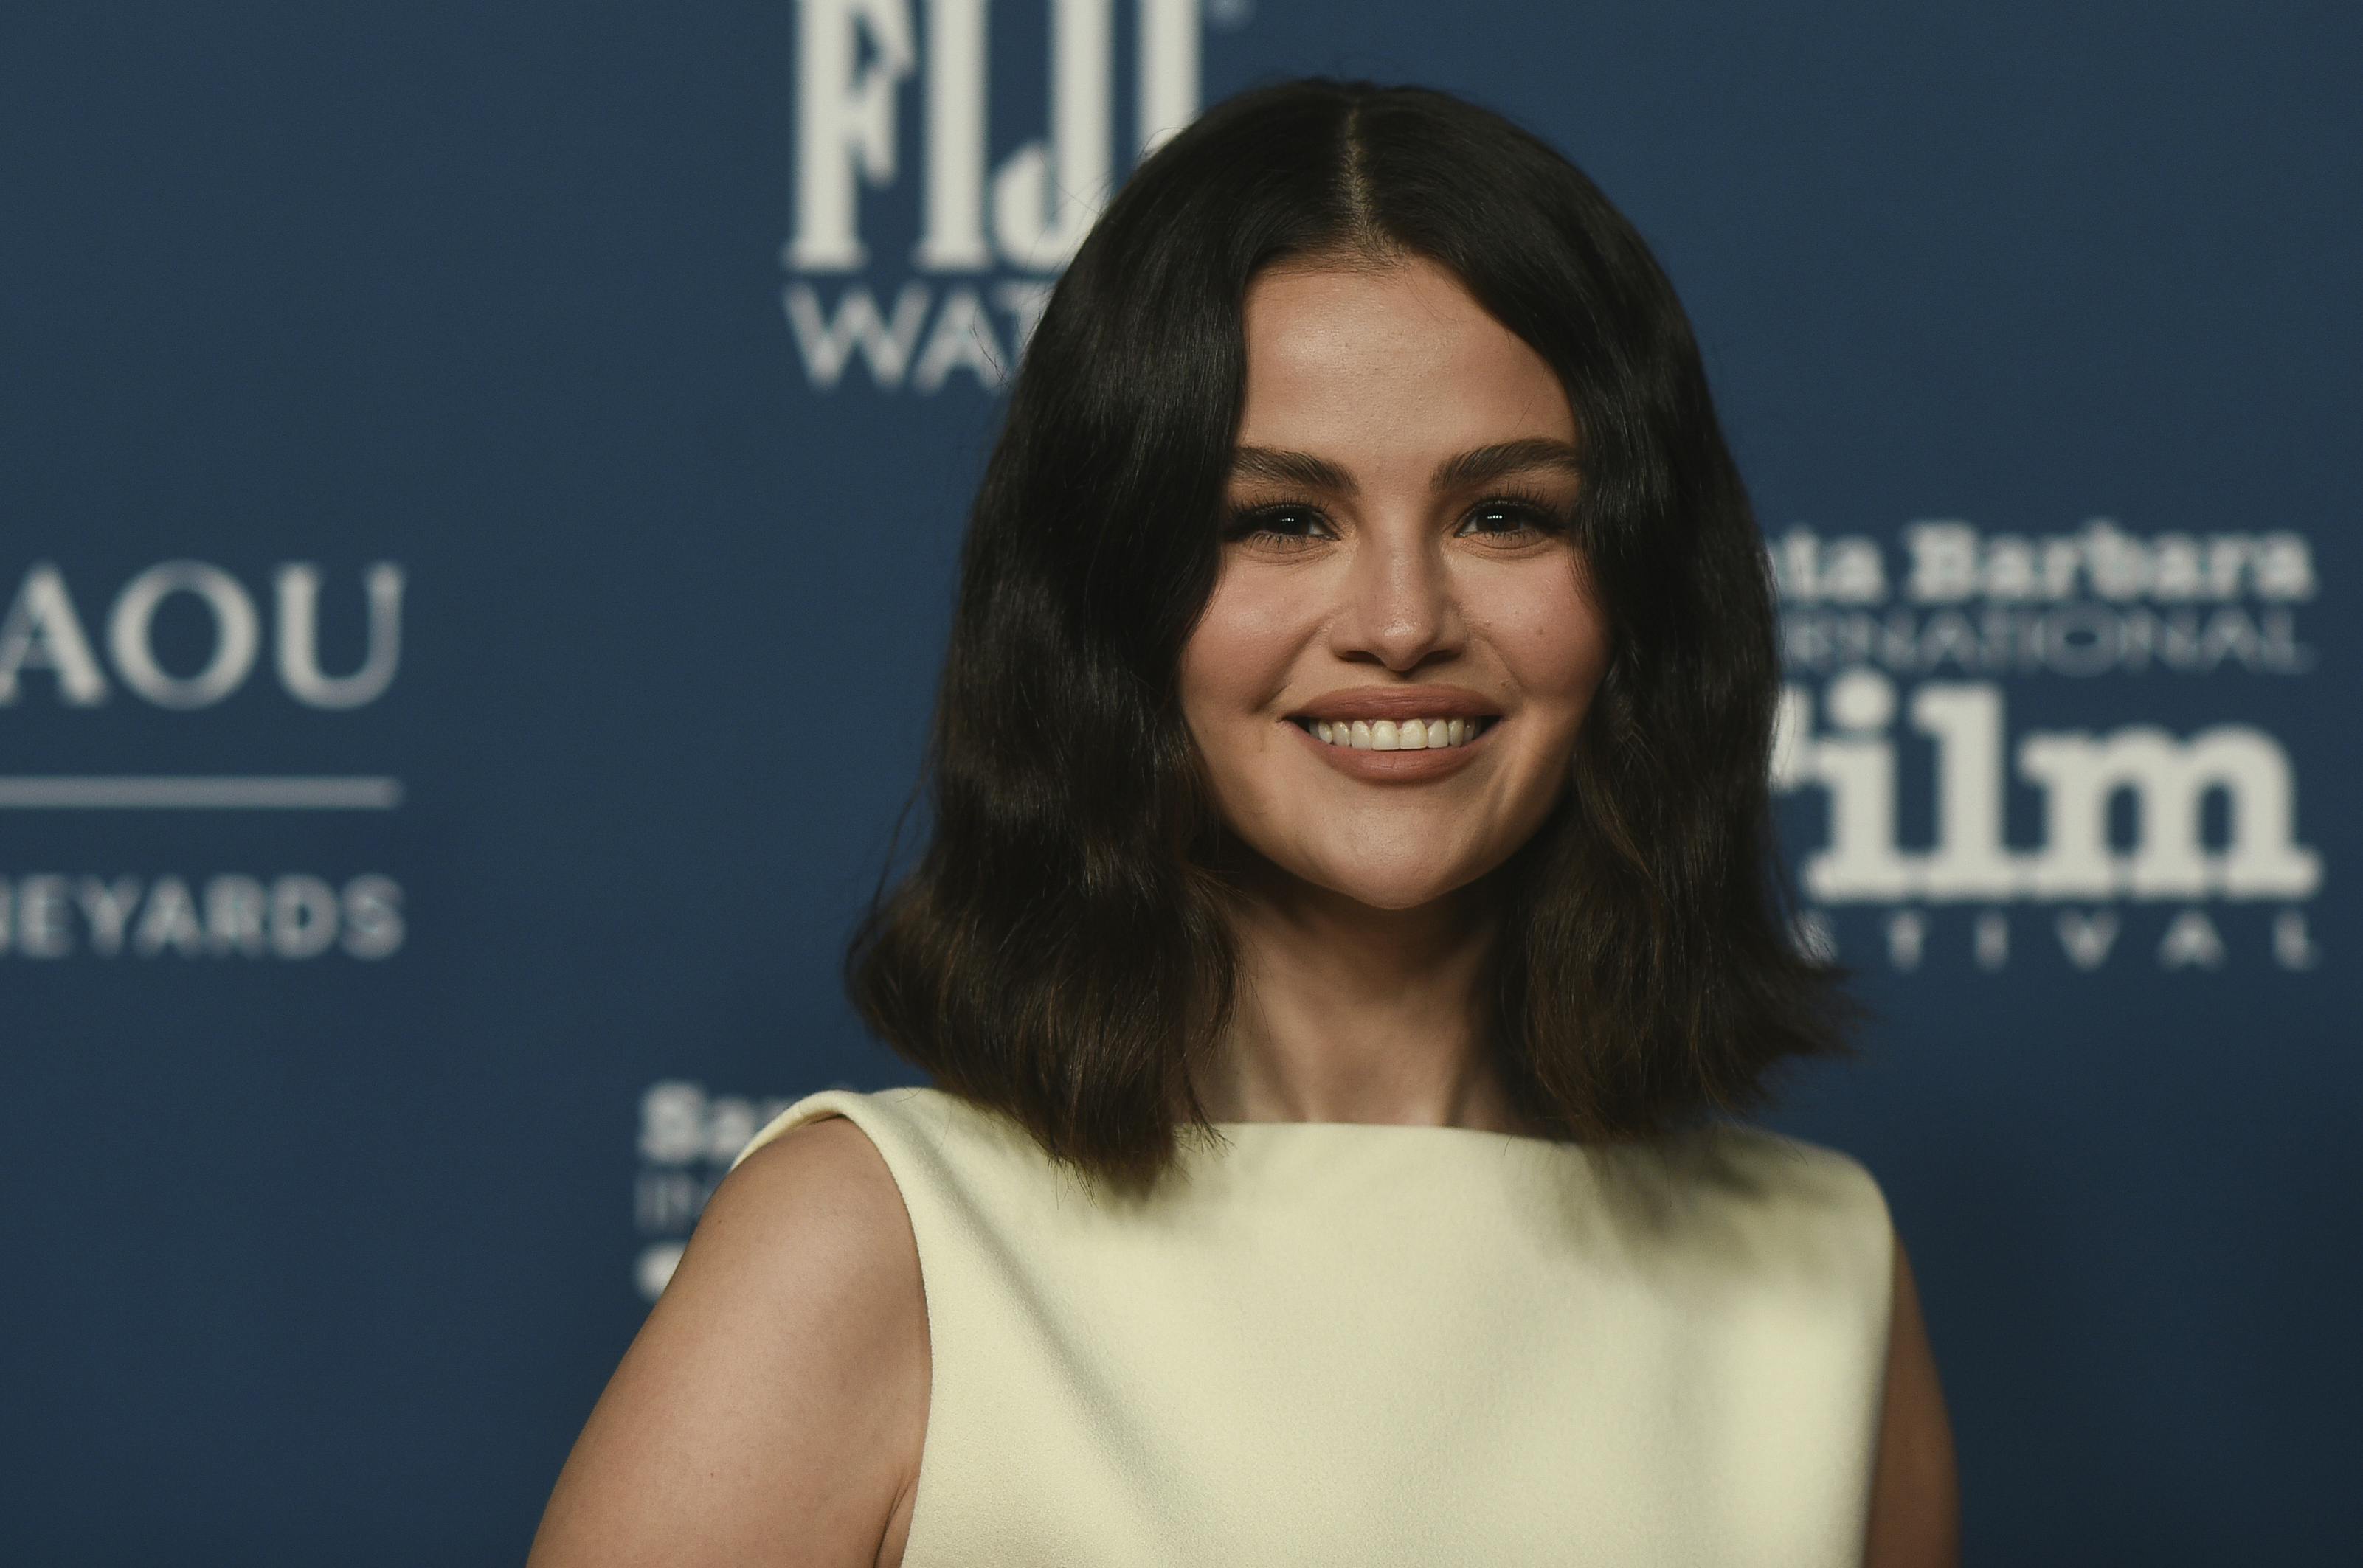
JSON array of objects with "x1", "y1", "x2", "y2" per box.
[{"x1": 4, "y1": 2, "x2": 2355, "y2": 1561}]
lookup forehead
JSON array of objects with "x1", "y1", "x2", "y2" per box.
[{"x1": 1235, "y1": 256, "x2": 1577, "y2": 465}]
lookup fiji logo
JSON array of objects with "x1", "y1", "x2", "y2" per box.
[{"x1": 781, "y1": 0, "x2": 1230, "y2": 392}]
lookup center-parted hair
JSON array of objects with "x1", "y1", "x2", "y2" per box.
[{"x1": 845, "y1": 77, "x2": 1852, "y2": 1187}]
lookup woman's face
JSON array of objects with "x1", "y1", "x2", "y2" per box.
[{"x1": 1179, "y1": 254, "x2": 1612, "y2": 912}]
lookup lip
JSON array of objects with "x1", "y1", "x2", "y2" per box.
[
  {"x1": 1285, "y1": 684, "x2": 1501, "y2": 724},
  {"x1": 1284, "y1": 710, "x2": 1501, "y2": 783}
]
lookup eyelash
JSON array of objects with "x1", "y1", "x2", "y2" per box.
[{"x1": 1222, "y1": 488, "x2": 1573, "y2": 549}]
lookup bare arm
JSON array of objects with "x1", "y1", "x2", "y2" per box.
[
  {"x1": 527, "y1": 1117, "x2": 929, "y2": 1568},
  {"x1": 1862, "y1": 1233, "x2": 1960, "y2": 1568}
]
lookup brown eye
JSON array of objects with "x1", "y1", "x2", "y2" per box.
[
  {"x1": 1225, "y1": 502, "x2": 1334, "y2": 547},
  {"x1": 1456, "y1": 499, "x2": 1557, "y2": 539}
]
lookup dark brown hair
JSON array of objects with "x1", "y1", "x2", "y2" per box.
[{"x1": 844, "y1": 77, "x2": 1852, "y2": 1187}]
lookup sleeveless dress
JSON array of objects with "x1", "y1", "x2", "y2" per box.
[{"x1": 732, "y1": 1086, "x2": 1895, "y2": 1567}]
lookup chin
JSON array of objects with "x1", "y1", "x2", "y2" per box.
[{"x1": 1298, "y1": 855, "x2": 1487, "y2": 913}]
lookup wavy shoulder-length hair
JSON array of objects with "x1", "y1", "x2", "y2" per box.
[{"x1": 845, "y1": 77, "x2": 1852, "y2": 1187}]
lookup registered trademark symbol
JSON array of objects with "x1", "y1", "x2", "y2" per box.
[{"x1": 1207, "y1": 0, "x2": 1254, "y2": 28}]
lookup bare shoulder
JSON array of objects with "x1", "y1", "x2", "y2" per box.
[
  {"x1": 1863, "y1": 1233, "x2": 1961, "y2": 1568},
  {"x1": 711, "y1": 1112, "x2": 922, "y2": 1295},
  {"x1": 527, "y1": 1111, "x2": 929, "y2": 1568}
]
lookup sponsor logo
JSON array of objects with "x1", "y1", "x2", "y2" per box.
[
  {"x1": 1, "y1": 560, "x2": 404, "y2": 711},
  {"x1": 781, "y1": 0, "x2": 1238, "y2": 392},
  {"x1": 1774, "y1": 519, "x2": 2323, "y2": 971},
  {"x1": 0, "y1": 873, "x2": 403, "y2": 960},
  {"x1": 1, "y1": 560, "x2": 408, "y2": 960}
]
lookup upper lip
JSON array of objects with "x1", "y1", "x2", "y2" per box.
[{"x1": 1285, "y1": 685, "x2": 1502, "y2": 723}]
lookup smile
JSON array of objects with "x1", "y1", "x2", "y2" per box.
[
  {"x1": 1290, "y1": 716, "x2": 1495, "y2": 751},
  {"x1": 1281, "y1": 713, "x2": 1501, "y2": 782}
]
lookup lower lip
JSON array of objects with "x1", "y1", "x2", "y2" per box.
[{"x1": 1285, "y1": 717, "x2": 1500, "y2": 782}]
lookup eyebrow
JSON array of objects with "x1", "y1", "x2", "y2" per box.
[{"x1": 1228, "y1": 437, "x2": 1583, "y2": 496}]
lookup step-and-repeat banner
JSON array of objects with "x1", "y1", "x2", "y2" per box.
[{"x1": 5, "y1": 3, "x2": 2353, "y2": 1561}]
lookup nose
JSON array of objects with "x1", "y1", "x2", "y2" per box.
[{"x1": 1330, "y1": 517, "x2": 1464, "y2": 673}]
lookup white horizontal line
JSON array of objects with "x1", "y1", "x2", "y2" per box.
[{"x1": 0, "y1": 776, "x2": 404, "y2": 810}]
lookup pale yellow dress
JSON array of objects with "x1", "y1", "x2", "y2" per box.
[{"x1": 733, "y1": 1086, "x2": 1894, "y2": 1566}]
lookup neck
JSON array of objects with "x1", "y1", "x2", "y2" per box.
[{"x1": 1189, "y1": 856, "x2": 1529, "y2": 1133}]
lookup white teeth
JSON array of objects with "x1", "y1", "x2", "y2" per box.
[{"x1": 1303, "y1": 716, "x2": 1489, "y2": 751}]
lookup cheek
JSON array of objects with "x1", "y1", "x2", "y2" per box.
[
  {"x1": 1486, "y1": 571, "x2": 1612, "y2": 720},
  {"x1": 1178, "y1": 577, "x2": 1304, "y2": 728}
]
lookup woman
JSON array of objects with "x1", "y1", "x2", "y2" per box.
[{"x1": 530, "y1": 78, "x2": 1959, "y2": 1566}]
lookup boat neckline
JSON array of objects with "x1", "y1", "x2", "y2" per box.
[
  {"x1": 886, "y1": 1086, "x2": 1586, "y2": 1150},
  {"x1": 1202, "y1": 1117, "x2": 1577, "y2": 1148}
]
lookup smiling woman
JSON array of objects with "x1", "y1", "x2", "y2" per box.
[
  {"x1": 1181, "y1": 260, "x2": 1610, "y2": 931},
  {"x1": 529, "y1": 78, "x2": 1958, "y2": 1568}
]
